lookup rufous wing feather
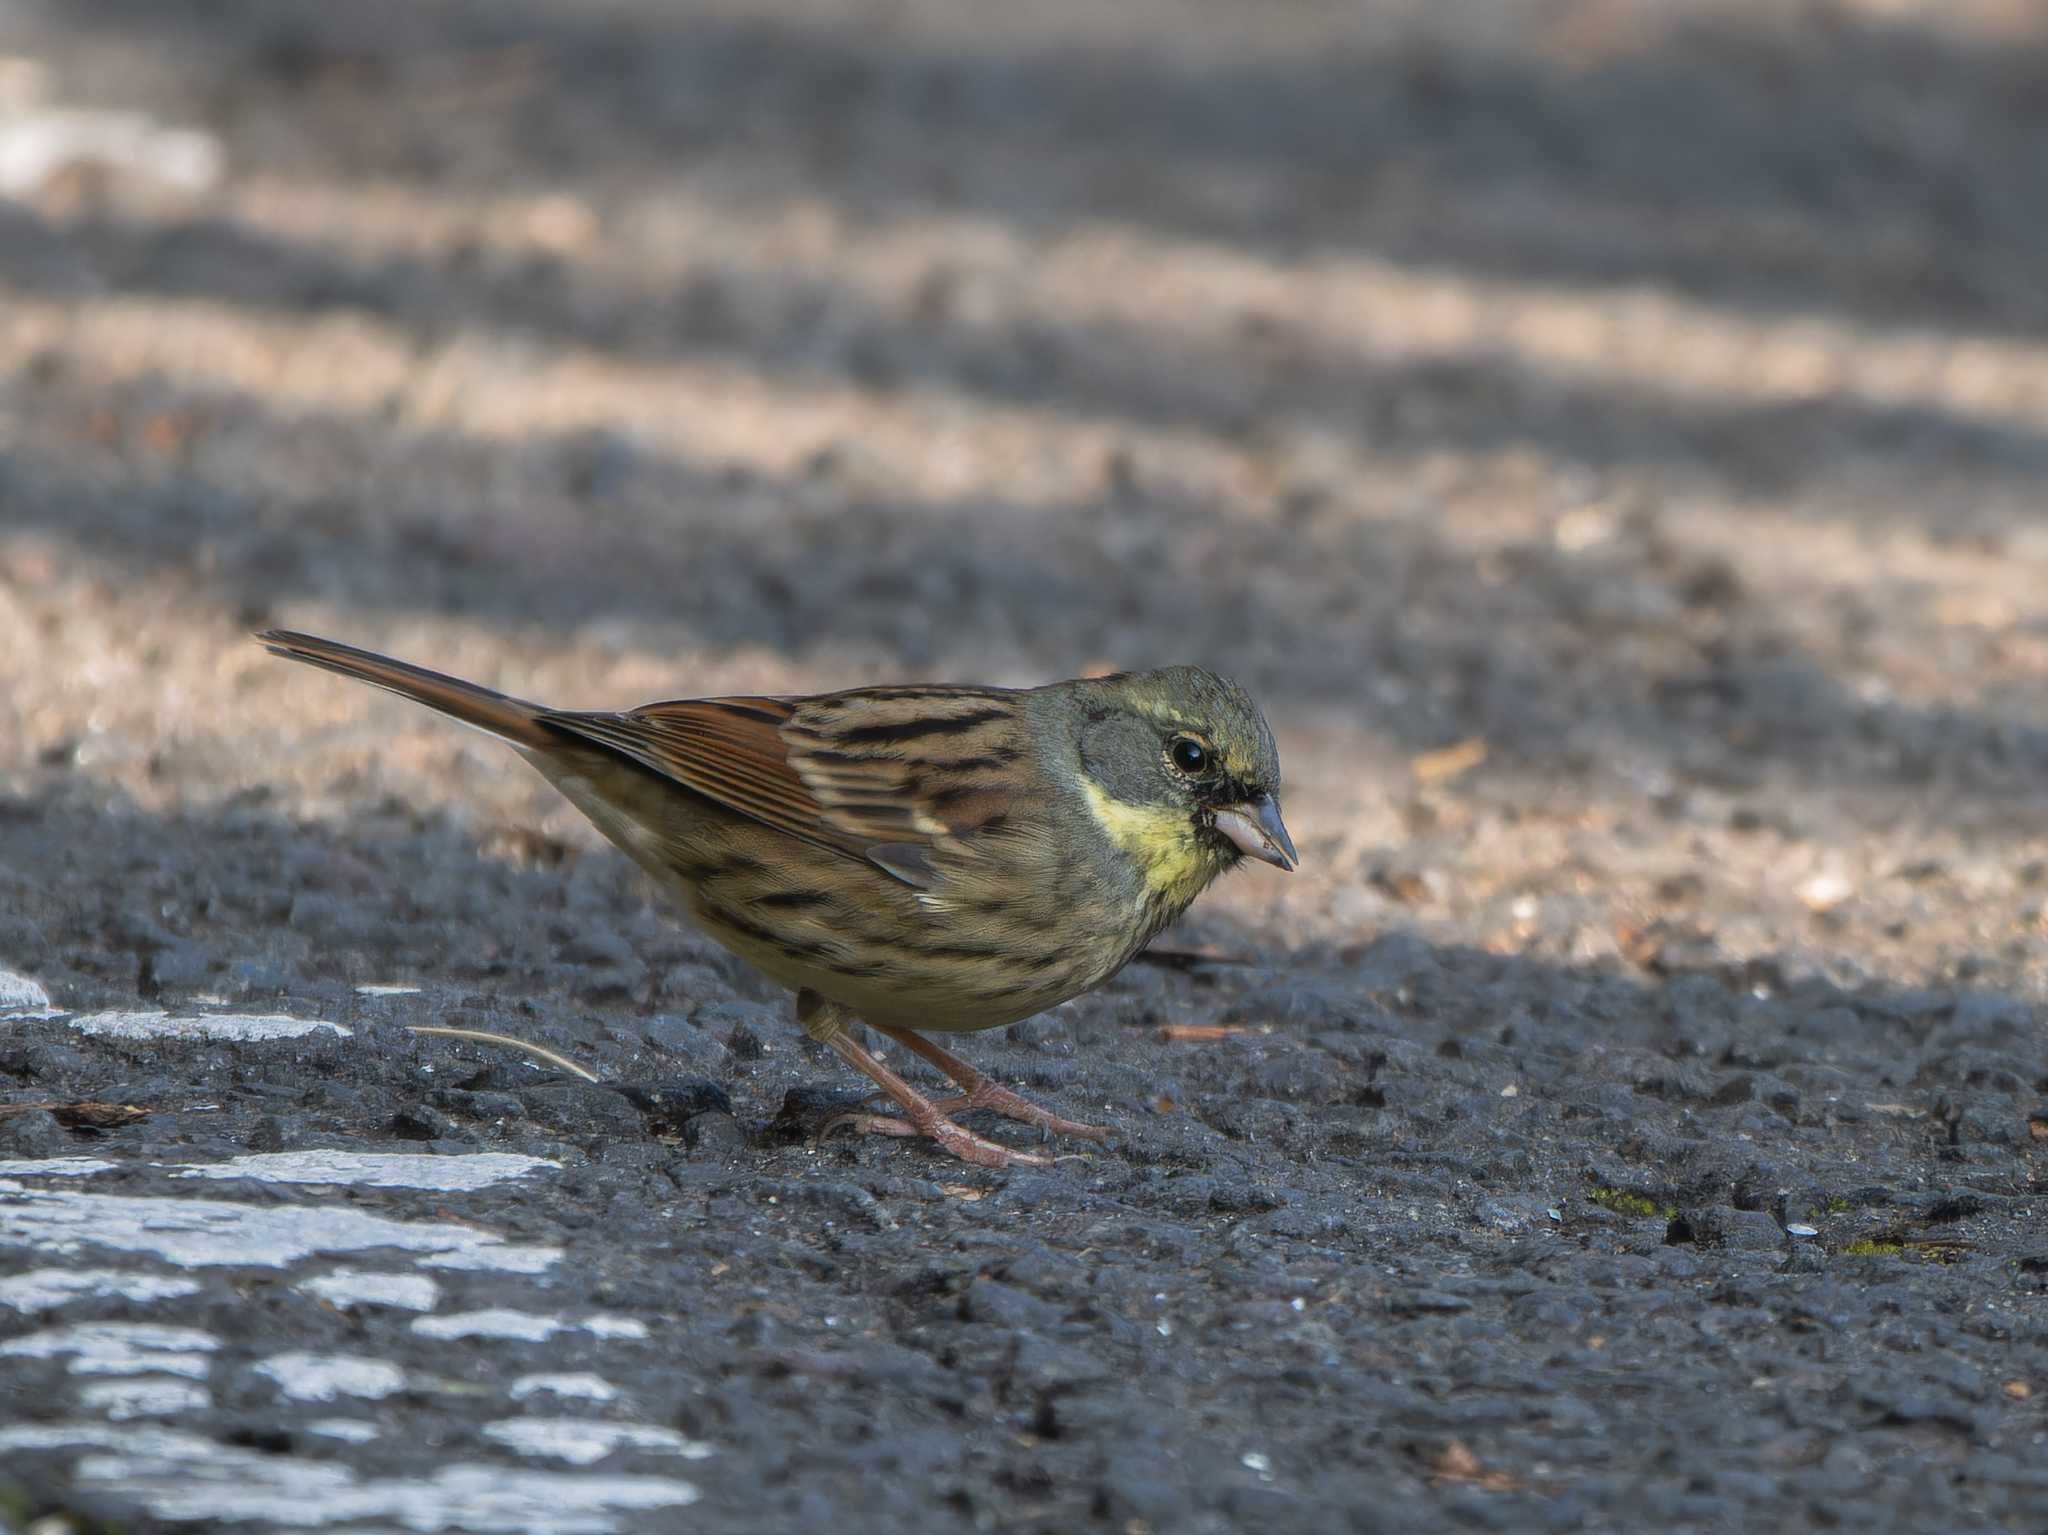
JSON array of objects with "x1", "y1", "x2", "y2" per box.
[{"x1": 541, "y1": 688, "x2": 1028, "y2": 889}]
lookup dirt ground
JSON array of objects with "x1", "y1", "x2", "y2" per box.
[{"x1": 2, "y1": 0, "x2": 2046, "y2": 1530}]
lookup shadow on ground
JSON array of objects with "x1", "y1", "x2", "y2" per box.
[
  {"x1": 7, "y1": 202, "x2": 2048, "y2": 514},
  {"x1": 8, "y1": 372, "x2": 2048, "y2": 822},
  {"x1": 2, "y1": 772, "x2": 2044, "y2": 1529},
  {"x1": 29, "y1": 0, "x2": 2048, "y2": 337}
]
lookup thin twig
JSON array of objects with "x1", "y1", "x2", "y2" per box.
[
  {"x1": 1156, "y1": 1023, "x2": 1257, "y2": 1043},
  {"x1": 1135, "y1": 945, "x2": 1255, "y2": 970},
  {"x1": 404, "y1": 1025, "x2": 601, "y2": 1083}
]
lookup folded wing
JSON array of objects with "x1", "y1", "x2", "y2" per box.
[{"x1": 541, "y1": 687, "x2": 1026, "y2": 890}]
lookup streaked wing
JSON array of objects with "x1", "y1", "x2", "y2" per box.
[{"x1": 538, "y1": 687, "x2": 1026, "y2": 888}]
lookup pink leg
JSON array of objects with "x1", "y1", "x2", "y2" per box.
[
  {"x1": 817, "y1": 1029, "x2": 1048, "y2": 1170},
  {"x1": 874, "y1": 1026, "x2": 1115, "y2": 1144}
]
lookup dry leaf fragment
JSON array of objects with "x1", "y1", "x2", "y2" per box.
[
  {"x1": 54, "y1": 1101, "x2": 150, "y2": 1129},
  {"x1": 0, "y1": 1100, "x2": 149, "y2": 1129},
  {"x1": 1435, "y1": 1441, "x2": 1482, "y2": 1478},
  {"x1": 1429, "y1": 1440, "x2": 1525, "y2": 1492},
  {"x1": 143, "y1": 409, "x2": 203, "y2": 458},
  {"x1": 1410, "y1": 737, "x2": 1488, "y2": 785},
  {"x1": 1929, "y1": 591, "x2": 2016, "y2": 630},
  {"x1": 1157, "y1": 1023, "x2": 1254, "y2": 1043},
  {"x1": 1375, "y1": 870, "x2": 1433, "y2": 904},
  {"x1": 1135, "y1": 945, "x2": 1253, "y2": 969}
]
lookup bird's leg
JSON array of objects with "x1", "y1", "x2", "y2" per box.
[
  {"x1": 873, "y1": 1025, "x2": 1115, "y2": 1144},
  {"x1": 820, "y1": 1032, "x2": 1050, "y2": 1169},
  {"x1": 795, "y1": 992, "x2": 1046, "y2": 1169}
]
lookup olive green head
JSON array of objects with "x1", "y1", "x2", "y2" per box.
[{"x1": 1042, "y1": 667, "x2": 1295, "y2": 897}]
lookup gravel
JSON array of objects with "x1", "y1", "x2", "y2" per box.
[{"x1": 2, "y1": 0, "x2": 2047, "y2": 1531}]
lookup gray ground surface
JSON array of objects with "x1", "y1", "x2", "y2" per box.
[{"x1": 2, "y1": 0, "x2": 2046, "y2": 1530}]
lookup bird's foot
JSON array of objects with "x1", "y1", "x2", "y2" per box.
[
  {"x1": 823, "y1": 1109, "x2": 1049, "y2": 1169},
  {"x1": 925, "y1": 1085, "x2": 1114, "y2": 1143},
  {"x1": 816, "y1": 1023, "x2": 1051, "y2": 1168},
  {"x1": 875, "y1": 1024, "x2": 1115, "y2": 1144}
]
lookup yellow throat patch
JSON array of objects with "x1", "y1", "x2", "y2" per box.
[{"x1": 1080, "y1": 778, "x2": 1218, "y2": 906}]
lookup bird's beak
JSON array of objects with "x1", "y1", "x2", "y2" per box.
[{"x1": 1211, "y1": 793, "x2": 1298, "y2": 872}]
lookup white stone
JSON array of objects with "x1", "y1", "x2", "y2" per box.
[
  {"x1": 411, "y1": 1311, "x2": 650, "y2": 1344},
  {"x1": 78, "y1": 1377, "x2": 212, "y2": 1420},
  {"x1": 63, "y1": 1011, "x2": 351, "y2": 1042},
  {"x1": 412, "y1": 1309, "x2": 563, "y2": 1343},
  {"x1": 0, "y1": 1158, "x2": 120, "y2": 1178},
  {"x1": 0, "y1": 107, "x2": 225, "y2": 197},
  {"x1": 0, "y1": 1181, "x2": 563, "y2": 1272},
  {"x1": 0, "y1": 1322, "x2": 218, "y2": 1378},
  {"x1": 0, "y1": 968, "x2": 53, "y2": 1011},
  {"x1": 255, "y1": 1352, "x2": 407, "y2": 1402},
  {"x1": 0, "y1": 1267, "x2": 203, "y2": 1311},
  {"x1": 577, "y1": 1316, "x2": 649, "y2": 1341},
  {"x1": 482, "y1": 1418, "x2": 715, "y2": 1467},
  {"x1": 0, "y1": 1150, "x2": 553, "y2": 1193},
  {"x1": 510, "y1": 1374, "x2": 620, "y2": 1404},
  {"x1": 172, "y1": 1151, "x2": 555, "y2": 1191},
  {"x1": 0, "y1": 1425, "x2": 697, "y2": 1531},
  {"x1": 298, "y1": 1269, "x2": 442, "y2": 1313},
  {"x1": 303, "y1": 1418, "x2": 380, "y2": 1443},
  {"x1": 418, "y1": 1243, "x2": 564, "y2": 1275}
]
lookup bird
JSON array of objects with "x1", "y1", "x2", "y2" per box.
[{"x1": 257, "y1": 630, "x2": 1296, "y2": 1168}]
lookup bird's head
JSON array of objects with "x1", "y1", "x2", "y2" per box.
[{"x1": 1055, "y1": 667, "x2": 1295, "y2": 906}]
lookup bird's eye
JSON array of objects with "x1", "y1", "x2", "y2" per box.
[{"x1": 1168, "y1": 736, "x2": 1210, "y2": 774}]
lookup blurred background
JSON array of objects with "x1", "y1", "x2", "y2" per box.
[{"x1": 4, "y1": 0, "x2": 2048, "y2": 1006}]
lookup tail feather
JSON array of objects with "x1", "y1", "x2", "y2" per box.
[{"x1": 256, "y1": 629, "x2": 557, "y2": 749}]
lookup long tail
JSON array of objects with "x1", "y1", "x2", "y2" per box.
[{"x1": 256, "y1": 629, "x2": 558, "y2": 749}]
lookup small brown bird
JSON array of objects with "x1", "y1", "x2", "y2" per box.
[{"x1": 258, "y1": 631, "x2": 1295, "y2": 1167}]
